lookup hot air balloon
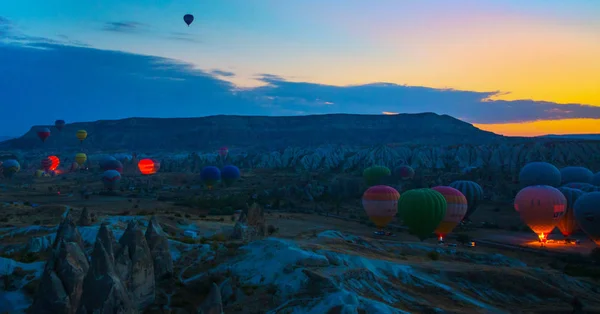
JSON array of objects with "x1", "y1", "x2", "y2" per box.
[
  {"x1": 562, "y1": 182, "x2": 595, "y2": 191},
  {"x1": 41, "y1": 157, "x2": 52, "y2": 172},
  {"x1": 557, "y1": 187, "x2": 584, "y2": 240},
  {"x1": 592, "y1": 172, "x2": 600, "y2": 186},
  {"x1": 362, "y1": 185, "x2": 400, "y2": 235},
  {"x1": 69, "y1": 162, "x2": 79, "y2": 172},
  {"x1": 47, "y1": 155, "x2": 60, "y2": 171},
  {"x1": 76, "y1": 130, "x2": 87, "y2": 143},
  {"x1": 221, "y1": 165, "x2": 241, "y2": 186},
  {"x1": 102, "y1": 170, "x2": 122, "y2": 191},
  {"x1": 55, "y1": 120, "x2": 65, "y2": 131},
  {"x1": 152, "y1": 159, "x2": 161, "y2": 173},
  {"x1": 431, "y1": 186, "x2": 468, "y2": 242},
  {"x1": 519, "y1": 162, "x2": 561, "y2": 187},
  {"x1": 138, "y1": 158, "x2": 159, "y2": 175},
  {"x1": 560, "y1": 166, "x2": 593, "y2": 185},
  {"x1": 396, "y1": 165, "x2": 415, "y2": 180},
  {"x1": 37, "y1": 127, "x2": 51, "y2": 142},
  {"x1": 75, "y1": 153, "x2": 87, "y2": 166},
  {"x1": 363, "y1": 166, "x2": 391, "y2": 187},
  {"x1": 514, "y1": 185, "x2": 566, "y2": 243},
  {"x1": 448, "y1": 180, "x2": 483, "y2": 220},
  {"x1": 398, "y1": 188, "x2": 447, "y2": 240},
  {"x1": 103, "y1": 159, "x2": 123, "y2": 174},
  {"x1": 183, "y1": 14, "x2": 194, "y2": 26},
  {"x1": 2, "y1": 159, "x2": 20, "y2": 178},
  {"x1": 218, "y1": 147, "x2": 229, "y2": 159},
  {"x1": 99, "y1": 156, "x2": 117, "y2": 168},
  {"x1": 574, "y1": 192, "x2": 600, "y2": 245},
  {"x1": 200, "y1": 166, "x2": 221, "y2": 189}
]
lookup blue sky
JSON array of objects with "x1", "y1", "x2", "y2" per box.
[{"x1": 1, "y1": 0, "x2": 599, "y2": 137}]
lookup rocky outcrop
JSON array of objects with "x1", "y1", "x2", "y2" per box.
[
  {"x1": 231, "y1": 203, "x2": 267, "y2": 242},
  {"x1": 144, "y1": 216, "x2": 173, "y2": 280},
  {"x1": 197, "y1": 283, "x2": 224, "y2": 314},
  {"x1": 114, "y1": 220, "x2": 155, "y2": 310},
  {"x1": 30, "y1": 217, "x2": 90, "y2": 314},
  {"x1": 78, "y1": 226, "x2": 136, "y2": 314},
  {"x1": 77, "y1": 207, "x2": 93, "y2": 226}
]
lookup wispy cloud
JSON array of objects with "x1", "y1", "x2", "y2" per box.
[
  {"x1": 164, "y1": 31, "x2": 201, "y2": 43},
  {"x1": 210, "y1": 69, "x2": 235, "y2": 77},
  {"x1": 0, "y1": 16, "x2": 88, "y2": 47},
  {"x1": 102, "y1": 21, "x2": 145, "y2": 33}
]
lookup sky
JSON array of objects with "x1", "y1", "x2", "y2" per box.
[{"x1": 1, "y1": 0, "x2": 599, "y2": 137}]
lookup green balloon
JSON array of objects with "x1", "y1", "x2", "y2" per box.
[
  {"x1": 363, "y1": 165, "x2": 391, "y2": 186},
  {"x1": 398, "y1": 188, "x2": 447, "y2": 240}
]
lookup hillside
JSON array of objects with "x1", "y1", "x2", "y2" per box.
[
  {"x1": 0, "y1": 113, "x2": 507, "y2": 152},
  {"x1": 539, "y1": 134, "x2": 600, "y2": 140}
]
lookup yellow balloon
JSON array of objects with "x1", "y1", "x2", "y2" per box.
[
  {"x1": 76, "y1": 130, "x2": 88, "y2": 142},
  {"x1": 75, "y1": 153, "x2": 87, "y2": 166},
  {"x1": 35, "y1": 169, "x2": 44, "y2": 177}
]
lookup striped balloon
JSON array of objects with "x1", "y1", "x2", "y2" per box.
[
  {"x1": 449, "y1": 180, "x2": 483, "y2": 219},
  {"x1": 362, "y1": 185, "x2": 400, "y2": 229},
  {"x1": 557, "y1": 187, "x2": 584, "y2": 237},
  {"x1": 41, "y1": 157, "x2": 52, "y2": 172},
  {"x1": 431, "y1": 186, "x2": 468, "y2": 238},
  {"x1": 102, "y1": 170, "x2": 121, "y2": 191}
]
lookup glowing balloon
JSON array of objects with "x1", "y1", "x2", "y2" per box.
[
  {"x1": 76, "y1": 130, "x2": 87, "y2": 143},
  {"x1": 395, "y1": 165, "x2": 415, "y2": 180},
  {"x1": 448, "y1": 180, "x2": 483, "y2": 219},
  {"x1": 48, "y1": 156, "x2": 60, "y2": 171},
  {"x1": 574, "y1": 192, "x2": 600, "y2": 245},
  {"x1": 398, "y1": 188, "x2": 447, "y2": 240},
  {"x1": 221, "y1": 165, "x2": 241, "y2": 186},
  {"x1": 102, "y1": 170, "x2": 122, "y2": 191},
  {"x1": 75, "y1": 153, "x2": 87, "y2": 166},
  {"x1": 200, "y1": 166, "x2": 221, "y2": 189},
  {"x1": 560, "y1": 166, "x2": 593, "y2": 185},
  {"x1": 183, "y1": 14, "x2": 194, "y2": 26},
  {"x1": 514, "y1": 185, "x2": 566, "y2": 241},
  {"x1": 519, "y1": 162, "x2": 561, "y2": 187},
  {"x1": 362, "y1": 185, "x2": 400, "y2": 229},
  {"x1": 2, "y1": 159, "x2": 20, "y2": 178},
  {"x1": 556, "y1": 187, "x2": 584, "y2": 238},
  {"x1": 431, "y1": 186, "x2": 468, "y2": 239},
  {"x1": 363, "y1": 166, "x2": 391, "y2": 187},
  {"x1": 55, "y1": 120, "x2": 65, "y2": 131},
  {"x1": 37, "y1": 127, "x2": 51, "y2": 142},
  {"x1": 138, "y1": 158, "x2": 158, "y2": 175}
]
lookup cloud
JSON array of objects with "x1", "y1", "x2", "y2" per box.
[
  {"x1": 210, "y1": 69, "x2": 236, "y2": 77},
  {"x1": 165, "y1": 32, "x2": 201, "y2": 43},
  {"x1": 0, "y1": 16, "x2": 88, "y2": 47},
  {"x1": 102, "y1": 21, "x2": 145, "y2": 33}
]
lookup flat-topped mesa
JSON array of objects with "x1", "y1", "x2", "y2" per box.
[
  {"x1": 145, "y1": 216, "x2": 173, "y2": 280},
  {"x1": 78, "y1": 229, "x2": 136, "y2": 314},
  {"x1": 114, "y1": 220, "x2": 156, "y2": 310}
]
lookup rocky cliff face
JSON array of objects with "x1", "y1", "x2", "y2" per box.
[{"x1": 1, "y1": 113, "x2": 506, "y2": 151}]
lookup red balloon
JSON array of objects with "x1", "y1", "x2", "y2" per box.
[
  {"x1": 37, "y1": 128, "x2": 51, "y2": 142},
  {"x1": 218, "y1": 146, "x2": 229, "y2": 158},
  {"x1": 138, "y1": 158, "x2": 158, "y2": 175},
  {"x1": 48, "y1": 156, "x2": 60, "y2": 171},
  {"x1": 514, "y1": 185, "x2": 566, "y2": 241}
]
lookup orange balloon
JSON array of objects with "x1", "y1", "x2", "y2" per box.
[
  {"x1": 48, "y1": 155, "x2": 60, "y2": 171},
  {"x1": 138, "y1": 158, "x2": 157, "y2": 175},
  {"x1": 514, "y1": 185, "x2": 566, "y2": 240}
]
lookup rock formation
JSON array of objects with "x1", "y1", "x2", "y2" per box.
[
  {"x1": 144, "y1": 216, "x2": 173, "y2": 280},
  {"x1": 197, "y1": 283, "x2": 224, "y2": 314},
  {"x1": 78, "y1": 225, "x2": 136, "y2": 314},
  {"x1": 77, "y1": 207, "x2": 93, "y2": 226},
  {"x1": 231, "y1": 203, "x2": 267, "y2": 242},
  {"x1": 29, "y1": 216, "x2": 89, "y2": 314},
  {"x1": 114, "y1": 220, "x2": 156, "y2": 310}
]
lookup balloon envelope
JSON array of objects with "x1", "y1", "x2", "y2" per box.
[
  {"x1": 218, "y1": 146, "x2": 229, "y2": 158},
  {"x1": 592, "y1": 172, "x2": 600, "y2": 187},
  {"x1": 48, "y1": 156, "x2": 60, "y2": 171},
  {"x1": 75, "y1": 153, "x2": 87, "y2": 166},
  {"x1": 200, "y1": 166, "x2": 221, "y2": 188},
  {"x1": 138, "y1": 158, "x2": 158, "y2": 175},
  {"x1": 363, "y1": 166, "x2": 391, "y2": 187},
  {"x1": 221, "y1": 165, "x2": 241, "y2": 186},
  {"x1": 37, "y1": 128, "x2": 51, "y2": 142},
  {"x1": 396, "y1": 165, "x2": 415, "y2": 180},
  {"x1": 448, "y1": 180, "x2": 483, "y2": 219},
  {"x1": 102, "y1": 170, "x2": 122, "y2": 191},
  {"x1": 362, "y1": 185, "x2": 400, "y2": 229},
  {"x1": 183, "y1": 14, "x2": 194, "y2": 26},
  {"x1": 2, "y1": 159, "x2": 20, "y2": 178},
  {"x1": 398, "y1": 188, "x2": 447, "y2": 240},
  {"x1": 76, "y1": 130, "x2": 87, "y2": 142},
  {"x1": 55, "y1": 120, "x2": 65, "y2": 131},
  {"x1": 557, "y1": 187, "x2": 584, "y2": 237},
  {"x1": 574, "y1": 192, "x2": 600, "y2": 245},
  {"x1": 514, "y1": 185, "x2": 566, "y2": 239},
  {"x1": 431, "y1": 186, "x2": 468, "y2": 237},
  {"x1": 102, "y1": 159, "x2": 123, "y2": 173},
  {"x1": 519, "y1": 162, "x2": 561, "y2": 187},
  {"x1": 560, "y1": 167, "x2": 593, "y2": 185},
  {"x1": 562, "y1": 182, "x2": 595, "y2": 191}
]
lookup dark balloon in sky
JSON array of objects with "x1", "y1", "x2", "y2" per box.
[
  {"x1": 183, "y1": 14, "x2": 194, "y2": 26},
  {"x1": 37, "y1": 127, "x2": 51, "y2": 142}
]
